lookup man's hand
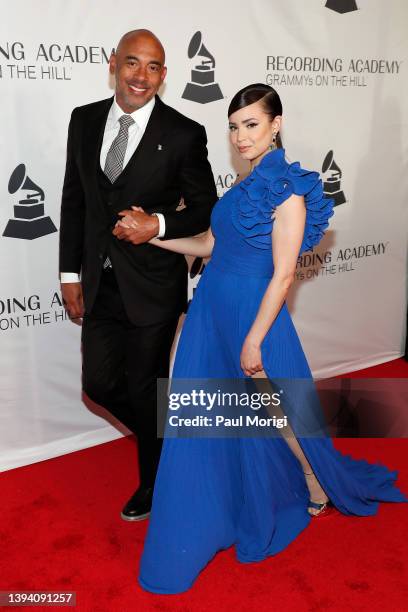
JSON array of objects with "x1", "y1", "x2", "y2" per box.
[
  {"x1": 113, "y1": 207, "x2": 159, "y2": 245},
  {"x1": 61, "y1": 282, "x2": 84, "y2": 323}
]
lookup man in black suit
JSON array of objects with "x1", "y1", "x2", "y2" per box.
[{"x1": 59, "y1": 29, "x2": 217, "y2": 520}]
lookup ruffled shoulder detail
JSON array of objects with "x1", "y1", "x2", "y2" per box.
[{"x1": 231, "y1": 148, "x2": 334, "y2": 254}]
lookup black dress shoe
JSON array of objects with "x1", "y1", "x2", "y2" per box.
[{"x1": 121, "y1": 486, "x2": 153, "y2": 521}]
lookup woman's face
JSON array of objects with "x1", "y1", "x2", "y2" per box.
[{"x1": 228, "y1": 100, "x2": 281, "y2": 166}]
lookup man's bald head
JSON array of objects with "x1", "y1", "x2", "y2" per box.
[
  {"x1": 110, "y1": 29, "x2": 167, "y2": 113},
  {"x1": 116, "y1": 29, "x2": 165, "y2": 64}
]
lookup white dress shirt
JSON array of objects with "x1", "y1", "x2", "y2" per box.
[{"x1": 61, "y1": 96, "x2": 165, "y2": 283}]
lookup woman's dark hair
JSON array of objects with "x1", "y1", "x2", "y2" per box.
[{"x1": 228, "y1": 83, "x2": 283, "y2": 148}]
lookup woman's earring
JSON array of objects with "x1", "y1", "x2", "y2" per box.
[{"x1": 269, "y1": 132, "x2": 278, "y2": 151}]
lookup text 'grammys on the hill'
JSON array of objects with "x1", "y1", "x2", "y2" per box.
[
  {"x1": 265, "y1": 55, "x2": 403, "y2": 88},
  {"x1": 0, "y1": 292, "x2": 71, "y2": 332}
]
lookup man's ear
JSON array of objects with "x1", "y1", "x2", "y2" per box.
[{"x1": 109, "y1": 53, "x2": 116, "y2": 76}]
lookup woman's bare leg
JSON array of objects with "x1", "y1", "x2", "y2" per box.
[{"x1": 252, "y1": 371, "x2": 329, "y2": 515}]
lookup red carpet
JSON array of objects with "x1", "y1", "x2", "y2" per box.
[{"x1": 1, "y1": 359, "x2": 407, "y2": 611}]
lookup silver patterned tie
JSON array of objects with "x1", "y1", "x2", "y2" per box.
[{"x1": 104, "y1": 114, "x2": 135, "y2": 183}]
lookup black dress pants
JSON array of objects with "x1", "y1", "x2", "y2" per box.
[{"x1": 82, "y1": 268, "x2": 179, "y2": 487}]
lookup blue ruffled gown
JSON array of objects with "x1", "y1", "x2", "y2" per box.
[{"x1": 138, "y1": 148, "x2": 407, "y2": 594}]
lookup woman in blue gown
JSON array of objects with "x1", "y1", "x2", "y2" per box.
[{"x1": 124, "y1": 84, "x2": 407, "y2": 594}]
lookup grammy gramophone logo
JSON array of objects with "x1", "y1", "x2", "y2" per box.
[
  {"x1": 182, "y1": 31, "x2": 223, "y2": 104},
  {"x1": 3, "y1": 164, "x2": 57, "y2": 240},
  {"x1": 322, "y1": 151, "x2": 346, "y2": 207},
  {"x1": 325, "y1": 0, "x2": 358, "y2": 14}
]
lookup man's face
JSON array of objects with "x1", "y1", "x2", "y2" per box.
[{"x1": 110, "y1": 33, "x2": 166, "y2": 113}]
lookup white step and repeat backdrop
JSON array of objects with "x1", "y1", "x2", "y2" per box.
[{"x1": 1, "y1": 0, "x2": 407, "y2": 470}]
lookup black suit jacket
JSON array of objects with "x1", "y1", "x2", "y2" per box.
[{"x1": 59, "y1": 95, "x2": 217, "y2": 325}]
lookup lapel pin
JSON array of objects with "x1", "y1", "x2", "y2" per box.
[{"x1": 157, "y1": 144, "x2": 163, "y2": 151}]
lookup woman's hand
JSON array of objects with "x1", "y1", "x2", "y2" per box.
[{"x1": 240, "y1": 336, "x2": 263, "y2": 377}]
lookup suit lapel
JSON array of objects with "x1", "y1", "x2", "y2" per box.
[
  {"x1": 120, "y1": 96, "x2": 167, "y2": 202},
  {"x1": 83, "y1": 97, "x2": 112, "y2": 174}
]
